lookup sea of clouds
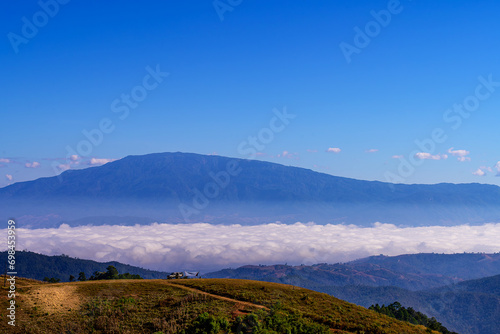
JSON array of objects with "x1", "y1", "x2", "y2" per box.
[{"x1": 8, "y1": 222, "x2": 500, "y2": 272}]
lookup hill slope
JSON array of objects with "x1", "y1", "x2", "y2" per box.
[
  {"x1": 206, "y1": 253, "x2": 500, "y2": 334},
  {"x1": 0, "y1": 277, "x2": 440, "y2": 334},
  {"x1": 437, "y1": 273, "x2": 500, "y2": 296},
  {"x1": 0, "y1": 251, "x2": 168, "y2": 282},
  {"x1": 1, "y1": 152, "x2": 500, "y2": 227},
  {"x1": 350, "y1": 253, "x2": 500, "y2": 281},
  {"x1": 323, "y1": 278, "x2": 500, "y2": 334}
]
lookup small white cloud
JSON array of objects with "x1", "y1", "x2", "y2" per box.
[
  {"x1": 365, "y1": 149, "x2": 378, "y2": 153},
  {"x1": 392, "y1": 155, "x2": 404, "y2": 159},
  {"x1": 448, "y1": 148, "x2": 471, "y2": 162},
  {"x1": 25, "y1": 161, "x2": 41, "y2": 168},
  {"x1": 5, "y1": 174, "x2": 13, "y2": 181},
  {"x1": 480, "y1": 166, "x2": 493, "y2": 173},
  {"x1": 473, "y1": 168, "x2": 486, "y2": 176},
  {"x1": 473, "y1": 165, "x2": 496, "y2": 176},
  {"x1": 277, "y1": 151, "x2": 299, "y2": 160},
  {"x1": 0, "y1": 158, "x2": 11, "y2": 163},
  {"x1": 58, "y1": 164, "x2": 71, "y2": 172},
  {"x1": 66, "y1": 155, "x2": 81, "y2": 166},
  {"x1": 326, "y1": 147, "x2": 341, "y2": 153},
  {"x1": 89, "y1": 158, "x2": 116, "y2": 166},
  {"x1": 414, "y1": 153, "x2": 448, "y2": 160}
]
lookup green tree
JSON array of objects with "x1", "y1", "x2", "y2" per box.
[
  {"x1": 69, "y1": 275, "x2": 75, "y2": 282},
  {"x1": 106, "y1": 265, "x2": 119, "y2": 279},
  {"x1": 78, "y1": 271, "x2": 87, "y2": 281},
  {"x1": 43, "y1": 277, "x2": 60, "y2": 283},
  {"x1": 369, "y1": 302, "x2": 458, "y2": 334},
  {"x1": 184, "y1": 313, "x2": 230, "y2": 334}
]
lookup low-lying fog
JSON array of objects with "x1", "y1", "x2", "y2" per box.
[{"x1": 8, "y1": 222, "x2": 500, "y2": 272}]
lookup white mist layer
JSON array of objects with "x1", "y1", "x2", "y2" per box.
[{"x1": 8, "y1": 222, "x2": 500, "y2": 272}]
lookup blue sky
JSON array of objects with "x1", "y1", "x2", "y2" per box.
[{"x1": 1, "y1": 0, "x2": 500, "y2": 187}]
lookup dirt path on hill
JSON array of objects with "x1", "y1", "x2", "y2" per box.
[{"x1": 164, "y1": 281, "x2": 269, "y2": 311}]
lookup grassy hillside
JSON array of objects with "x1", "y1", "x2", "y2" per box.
[
  {"x1": 204, "y1": 254, "x2": 500, "y2": 333},
  {"x1": 0, "y1": 276, "x2": 439, "y2": 334}
]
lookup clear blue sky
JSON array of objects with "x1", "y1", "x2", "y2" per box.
[{"x1": 1, "y1": 0, "x2": 500, "y2": 187}]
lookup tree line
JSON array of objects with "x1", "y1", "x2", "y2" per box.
[
  {"x1": 44, "y1": 265, "x2": 142, "y2": 283},
  {"x1": 369, "y1": 302, "x2": 457, "y2": 334}
]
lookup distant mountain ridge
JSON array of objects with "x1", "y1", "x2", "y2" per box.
[
  {"x1": 0, "y1": 251, "x2": 168, "y2": 281},
  {"x1": 1, "y1": 152, "x2": 500, "y2": 227},
  {"x1": 206, "y1": 253, "x2": 500, "y2": 290}
]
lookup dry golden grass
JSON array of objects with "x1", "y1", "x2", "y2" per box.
[
  {"x1": 172, "y1": 279, "x2": 439, "y2": 334},
  {"x1": 0, "y1": 277, "x2": 440, "y2": 334}
]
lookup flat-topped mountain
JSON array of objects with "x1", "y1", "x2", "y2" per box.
[{"x1": 1, "y1": 152, "x2": 500, "y2": 227}]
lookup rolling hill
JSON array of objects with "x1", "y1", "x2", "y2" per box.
[
  {"x1": 0, "y1": 276, "x2": 442, "y2": 334},
  {"x1": 436, "y1": 273, "x2": 500, "y2": 297},
  {"x1": 206, "y1": 254, "x2": 500, "y2": 334},
  {"x1": 1, "y1": 152, "x2": 500, "y2": 227},
  {"x1": 5, "y1": 251, "x2": 497, "y2": 332}
]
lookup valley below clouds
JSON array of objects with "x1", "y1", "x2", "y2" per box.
[{"x1": 10, "y1": 222, "x2": 500, "y2": 272}]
